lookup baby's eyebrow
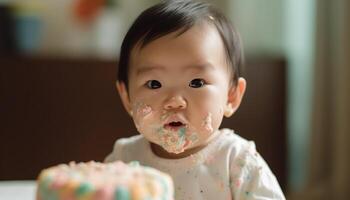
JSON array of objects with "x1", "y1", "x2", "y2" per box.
[
  {"x1": 136, "y1": 65, "x2": 166, "y2": 75},
  {"x1": 187, "y1": 63, "x2": 215, "y2": 71},
  {"x1": 136, "y1": 62, "x2": 214, "y2": 75}
]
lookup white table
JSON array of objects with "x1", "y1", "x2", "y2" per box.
[{"x1": 0, "y1": 181, "x2": 36, "y2": 200}]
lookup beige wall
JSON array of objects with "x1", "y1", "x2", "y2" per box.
[
  {"x1": 229, "y1": 0, "x2": 284, "y2": 56},
  {"x1": 16, "y1": 0, "x2": 284, "y2": 58}
]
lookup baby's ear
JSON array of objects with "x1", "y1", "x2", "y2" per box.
[
  {"x1": 224, "y1": 78, "x2": 246, "y2": 118},
  {"x1": 116, "y1": 81, "x2": 133, "y2": 117}
]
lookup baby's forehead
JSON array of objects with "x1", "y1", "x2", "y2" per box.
[
  {"x1": 130, "y1": 26, "x2": 227, "y2": 64},
  {"x1": 135, "y1": 22, "x2": 214, "y2": 46}
]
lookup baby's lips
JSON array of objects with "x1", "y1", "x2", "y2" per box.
[
  {"x1": 163, "y1": 114, "x2": 188, "y2": 125},
  {"x1": 163, "y1": 121, "x2": 188, "y2": 132}
]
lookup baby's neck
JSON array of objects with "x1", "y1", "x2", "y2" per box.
[{"x1": 150, "y1": 142, "x2": 207, "y2": 159}]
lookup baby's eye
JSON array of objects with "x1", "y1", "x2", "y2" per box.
[
  {"x1": 189, "y1": 78, "x2": 205, "y2": 88},
  {"x1": 145, "y1": 80, "x2": 162, "y2": 89}
]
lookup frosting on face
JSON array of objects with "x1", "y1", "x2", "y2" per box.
[
  {"x1": 126, "y1": 25, "x2": 237, "y2": 156},
  {"x1": 202, "y1": 113, "x2": 213, "y2": 133},
  {"x1": 132, "y1": 101, "x2": 215, "y2": 154},
  {"x1": 154, "y1": 123, "x2": 199, "y2": 154},
  {"x1": 132, "y1": 102, "x2": 153, "y2": 130}
]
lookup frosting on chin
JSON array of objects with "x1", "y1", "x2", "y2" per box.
[
  {"x1": 136, "y1": 122, "x2": 199, "y2": 154},
  {"x1": 154, "y1": 126, "x2": 199, "y2": 154},
  {"x1": 132, "y1": 101, "x2": 214, "y2": 154}
]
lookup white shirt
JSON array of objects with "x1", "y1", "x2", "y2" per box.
[{"x1": 105, "y1": 128, "x2": 286, "y2": 200}]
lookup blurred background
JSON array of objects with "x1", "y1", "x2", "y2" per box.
[{"x1": 0, "y1": 0, "x2": 349, "y2": 199}]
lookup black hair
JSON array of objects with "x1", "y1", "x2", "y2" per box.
[{"x1": 117, "y1": 0, "x2": 244, "y2": 89}]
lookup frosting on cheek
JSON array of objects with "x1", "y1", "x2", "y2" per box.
[
  {"x1": 132, "y1": 102, "x2": 153, "y2": 130},
  {"x1": 135, "y1": 102, "x2": 152, "y2": 116},
  {"x1": 202, "y1": 113, "x2": 213, "y2": 133}
]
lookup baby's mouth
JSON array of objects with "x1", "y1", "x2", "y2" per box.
[{"x1": 163, "y1": 121, "x2": 186, "y2": 131}]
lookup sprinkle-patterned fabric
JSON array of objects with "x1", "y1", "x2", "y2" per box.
[{"x1": 105, "y1": 128, "x2": 286, "y2": 200}]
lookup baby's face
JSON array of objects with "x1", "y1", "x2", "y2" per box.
[{"x1": 119, "y1": 24, "x2": 244, "y2": 156}]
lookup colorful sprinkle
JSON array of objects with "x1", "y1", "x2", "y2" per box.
[
  {"x1": 75, "y1": 182, "x2": 93, "y2": 196},
  {"x1": 115, "y1": 186, "x2": 130, "y2": 200}
]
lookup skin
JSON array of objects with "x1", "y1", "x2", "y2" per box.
[{"x1": 117, "y1": 23, "x2": 246, "y2": 159}]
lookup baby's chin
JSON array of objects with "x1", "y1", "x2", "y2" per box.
[
  {"x1": 150, "y1": 137, "x2": 216, "y2": 159},
  {"x1": 144, "y1": 133, "x2": 197, "y2": 154},
  {"x1": 149, "y1": 129, "x2": 221, "y2": 157},
  {"x1": 135, "y1": 117, "x2": 218, "y2": 154},
  {"x1": 158, "y1": 136, "x2": 198, "y2": 154},
  {"x1": 149, "y1": 140, "x2": 199, "y2": 160},
  {"x1": 160, "y1": 144, "x2": 187, "y2": 154},
  {"x1": 138, "y1": 127, "x2": 199, "y2": 154}
]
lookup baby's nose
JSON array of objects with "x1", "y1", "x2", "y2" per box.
[{"x1": 163, "y1": 96, "x2": 187, "y2": 110}]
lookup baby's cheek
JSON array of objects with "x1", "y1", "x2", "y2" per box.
[
  {"x1": 198, "y1": 107, "x2": 223, "y2": 135},
  {"x1": 201, "y1": 113, "x2": 213, "y2": 133},
  {"x1": 132, "y1": 102, "x2": 154, "y2": 129}
]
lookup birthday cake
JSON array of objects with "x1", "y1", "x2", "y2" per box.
[{"x1": 36, "y1": 161, "x2": 174, "y2": 200}]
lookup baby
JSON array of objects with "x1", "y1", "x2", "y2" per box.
[{"x1": 105, "y1": 0, "x2": 285, "y2": 199}]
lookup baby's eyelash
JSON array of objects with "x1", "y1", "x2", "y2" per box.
[
  {"x1": 189, "y1": 78, "x2": 207, "y2": 88},
  {"x1": 145, "y1": 80, "x2": 162, "y2": 89},
  {"x1": 142, "y1": 78, "x2": 209, "y2": 89}
]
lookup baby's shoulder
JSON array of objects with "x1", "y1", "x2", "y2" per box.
[
  {"x1": 114, "y1": 134, "x2": 144, "y2": 146},
  {"x1": 218, "y1": 128, "x2": 256, "y2": 152},
  {"x1": 219, "y1": 129, "x2": 265, "y2": 169},
  {"x1": 112, "y1": 134, "x2": 148, "y2": 154},
  {"x1": 105, "y1": 134, "x2": 147, "y2": 163}
]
